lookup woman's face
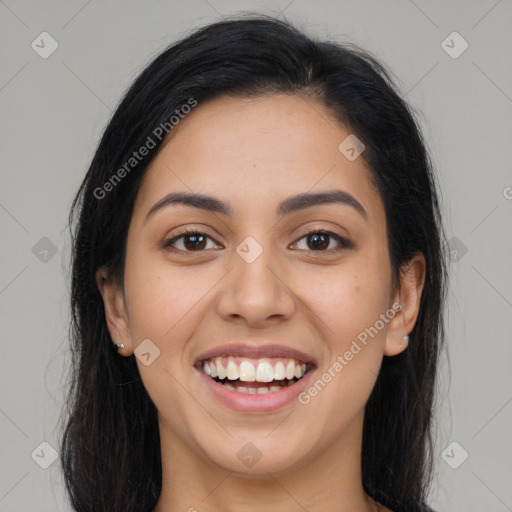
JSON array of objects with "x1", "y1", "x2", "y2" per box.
[{"x1": 100, "y1": 93, "x2": 422, "y2": 475}]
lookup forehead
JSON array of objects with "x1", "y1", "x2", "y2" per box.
[{"x1": 132, "y1": 93, "x2": 384, "y2": 226}]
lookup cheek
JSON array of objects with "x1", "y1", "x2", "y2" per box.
[
  {"x1": 123, "y1": 255, "x2": 204, "y2": 344},
  {"x1": 302, "y1": 260, "x2": 391, "y2": 352},
  {"x1": 122, "y1": 261, "x2": 208, "y2": 412},
  {"x1": 297, "y1": 262, "x2": 392, "y2": 428}
]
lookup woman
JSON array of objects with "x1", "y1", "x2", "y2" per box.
[{"x1": 60, "y1": 14, "x2": 447, "y2": 512}]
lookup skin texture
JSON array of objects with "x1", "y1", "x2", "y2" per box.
[{"x1": 97, "y1": 94, "x2": 425, "y2": 512}]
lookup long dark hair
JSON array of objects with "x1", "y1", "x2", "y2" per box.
[{"x1": 59, "y1": 13, "x2": 448, "y2": 512}]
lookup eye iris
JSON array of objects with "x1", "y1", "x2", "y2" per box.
[
  {"x1": 308, "y1": 233, "x2": 329, "y2": 250},
  {"x1": 184, "y1": 234, "x2": 206, "y2": 251}
]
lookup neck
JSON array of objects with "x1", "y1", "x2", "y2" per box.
[{"x1": 153, "y1": 410, "x2": 380, "y2": 512}]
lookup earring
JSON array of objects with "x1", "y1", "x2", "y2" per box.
[
  {"x1": 113, "y1": 342, "x2": 125, "y2": 351},
  {"x1": 402, "y1": 335, "x2": 409, "y2": 347}
]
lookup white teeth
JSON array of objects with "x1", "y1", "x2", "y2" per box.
[
  {"x1": 216, "y1": 360, "x2": 226, "y2": 379},
  {"x1": 201, "y1": 355, "x2": 308, "y2": 382},
  {"x1": 239, "y1": 360, "x2": 256, "y2": 381},
  {"x1": 226, "y1": 357, "x2": 239, "y2": 380},
  {"x1": 256, "y1": 360, "x2": 274, "y2": 382},
  {"x1": 274, "y1": 361, "x2": 285, "y2": 380},
  {"x1": 285, "y1": 360, "x2": 295, "y2": 379}
]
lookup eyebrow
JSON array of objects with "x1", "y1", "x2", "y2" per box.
[{"x1": 145, "y1": 189, "x2": 367, "y2": 222}]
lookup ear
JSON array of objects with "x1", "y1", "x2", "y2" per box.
[
  {"x1": 96, "y1": 266, "x2": 133, "y2": 355},
  {"x1": 384, "y1": 252, "x2": 426, "y2": 356}
]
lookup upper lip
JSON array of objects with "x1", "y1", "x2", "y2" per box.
[{"x1": 194, "y1": 342, "x2": 317, "y2": 366}]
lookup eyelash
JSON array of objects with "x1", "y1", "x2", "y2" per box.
[{"x1": 162, "y1": 227, "x2": 353, "y2": 255}]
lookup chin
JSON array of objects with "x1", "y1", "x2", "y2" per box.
[{"x1": 195, "y1": 432, "x2": 312, "y2": 476}]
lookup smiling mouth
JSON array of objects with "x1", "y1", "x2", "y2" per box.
[{"x1": 198, "y1": 356, "x2": 312, "y2": 394}]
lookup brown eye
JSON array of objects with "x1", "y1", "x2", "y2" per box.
[
  {"x1": 163, "y1": 230, "x2": 221, "y2": 253},
  {"x1": 306, "y1": 232, "x2": 329, "y2": 250},
  {"x1": 293, "y1": 230, "x2": 353, "y2": 252},
  {"x1": 182, "y1": 233, "x2": 207, "y2": 251}
]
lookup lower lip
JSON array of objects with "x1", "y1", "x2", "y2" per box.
[{"x1": 196, "y1": 365, "x2": 316, "y2": 412}]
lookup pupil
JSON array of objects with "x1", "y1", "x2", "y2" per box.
[
  {"x1": 309, "y1": 233, "x2": 328, "y2": 250},
  {"x1": 185, "y1": 234, "x2": 206, "y2": 250}
]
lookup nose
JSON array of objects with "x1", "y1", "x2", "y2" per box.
[{"x1": 215, "y1": 242, "x2": 296, "y2": 328}]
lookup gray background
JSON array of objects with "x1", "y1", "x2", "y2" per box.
[{"x1": 1, "y1": 1, "x2": 511, "y2": 511}]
